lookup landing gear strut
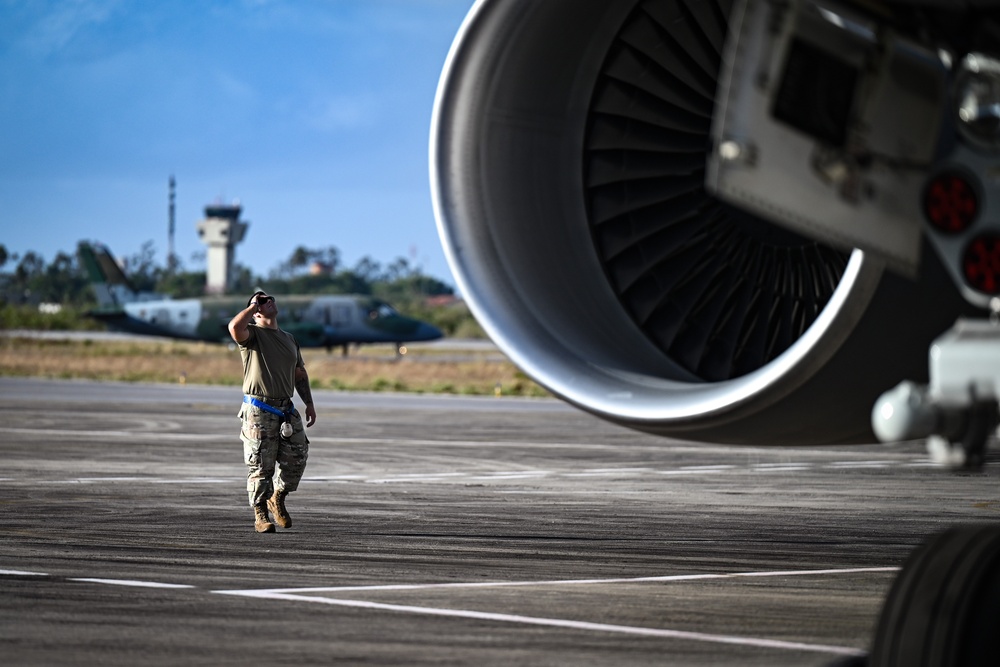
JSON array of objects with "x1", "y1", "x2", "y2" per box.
[{"x1": 873, "y1": 317, "x2": 1000, "y2": 469}]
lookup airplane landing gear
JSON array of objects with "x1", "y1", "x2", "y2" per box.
[
  {"x1": 866, "y1": 317, "x2": 1000, "y2": 666},
  {"x1": 868, "y1": 525, "x2": 1000, "y2": 667},
  {"x1": 925, "y1": 399, "x2": 999, "y2": 470},
  {"x1": 872, "y1": 318, "x2": 1000, "y2": 469}
]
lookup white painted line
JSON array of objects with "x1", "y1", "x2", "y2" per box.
[
  {"x1": 481, "y1": 471, "x2": 552, "y2": 476},
  {"x1": 70, "y1": 578, "x2": 195, "y2": 589},
  {"x1": 11, "y1": 456, "x2": 956, "y2": 488},
  {"x1": 733, "y1": 567, "x2": 899, "y2": 578},
  {"x1": 42, "y1": 477, "x2": 148, "y2": 484},
  {"x1": 472, "y1": 471, "x2": 552, "y2": 480},
  {"x1": 214, "y1": 567, "x2": 895, "y2": 657},
  {"x1": 226, "y1": 574, "x2": 723, "y2": 595},
  {"x1": 753, "y1": 462, "x2": 813, "y2": 468},
  {"x1": 43, "y1": 477, "x2": 236, "y2": 485},
  {"x1": 0, "y1": 428, "x2": 218, "y2": 441},
  {"x1": 0, "y1": 569, "x2": 49, "y2": 576},
  {"x1": 828, "y1": 461, "x2": 893, "y2": 468},
  {"x1": 365, "y1": 473, "x2": 468, "y2": 483},
  {"x1": 470, "y1": 475, "x2": 546, "y2": 481},
  {"x1": 151, "y1": 478, "x2": 235, "y2": 484},
  {"x1": 829, "y1": 464, "x2": 889, "y2": 469},
  {"x1": 303, "y1": 475, "x2": 367, "y2": 481},
  {"x1": 367, "y1": 478, "x2": 443, "y2": 484},
  {"x1": 829, "y1": 461, "x2": 895, "y2": 467},
  {"x1": 652, "y1": 465, "x2": 738, "y2": 476},
  {"x1": 379, "y1": 472, "x2": 466, "y2": 479},
  {"x1": 563, "y1": 472, "x2": 627, "y2": 477},
  {"x1": 312, "y1": 437, "x2": 633, "y2": 451},
  {"x1": 224, "y1": 566, "x2": 899, "y2": 595},
  {"x1": 213, "y1": 592, "x2": 865, "y2": 657}
]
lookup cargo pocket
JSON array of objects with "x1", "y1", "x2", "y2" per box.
[
  {"x1": 241, "y1": 418, "x2": 266, "y2": 444},
  {"x1": 239, "y1": 403, "x2": 267, "y2": 458},
  {"x1": 240, "y1": 403, "x2": 277, "y2": 441},
  {"x1": 244, "y1": 439, "x2": 262, "y2": 468}
]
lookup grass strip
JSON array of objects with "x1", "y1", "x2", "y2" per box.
[{"x1": 0, "y1": 336, "x2": 547, "y2": 397}]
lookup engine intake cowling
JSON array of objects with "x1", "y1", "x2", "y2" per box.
[{"x1": 431, "y1": 0, "x2": 968, "y2": 445}]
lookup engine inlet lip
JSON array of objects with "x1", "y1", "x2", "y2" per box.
[{"x1": 430, "y1": 0, "x2": 884, "y2": 431}]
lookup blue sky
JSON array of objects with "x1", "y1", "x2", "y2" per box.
[{"x1": 0, "y1": 0, "x2": 476, "y2": 286}]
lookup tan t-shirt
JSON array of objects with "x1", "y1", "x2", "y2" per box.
[{"x1": 238, "y1": 325, "x2": 304, "y2": 399}]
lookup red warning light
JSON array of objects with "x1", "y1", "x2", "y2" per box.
[
  {"x1": 924, "y1": 173, "x2": 978, "y2": 234},
  {"x1": 963, "y1": 234, "x2": 1000, "y2": 294}
]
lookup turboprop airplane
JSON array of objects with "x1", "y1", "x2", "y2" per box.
[
  {"x1": 78, "y1": 242, "x2": 443, "y2": 354},
  {"x1": 431, "y1": 0, "x2": 1000, "y2": 663}
]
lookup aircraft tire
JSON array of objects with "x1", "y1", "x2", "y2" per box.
[{"x1": 869, "y1": 525, "x2": 1000, "y2": 666}]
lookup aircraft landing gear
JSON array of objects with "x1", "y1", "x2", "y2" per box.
[
  {"x1": 864, "y1": 317, "x2": 1000, "y2": 666},
  {"x1": 872, "y1": 318, "x2": 1000, "y2": 470},
  {"x1": 867, "y1": 525, "x2": 1000, "y2": 667}
]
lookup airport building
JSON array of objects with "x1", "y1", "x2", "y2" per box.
[{"x1": 196, "y1": 203, "x2": 247, "y2": 295}]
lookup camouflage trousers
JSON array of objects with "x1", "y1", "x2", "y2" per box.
[{"x1": 238, "y1": 398, "x2": 309, "y2": 507}]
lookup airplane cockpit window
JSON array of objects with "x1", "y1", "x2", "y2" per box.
[{"x1": 368, "y1": 303, "x2": 398, "y2": 320}]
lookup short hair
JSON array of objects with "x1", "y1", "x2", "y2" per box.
[{"x1": 247, "y1": 291, "x2": 267, "y2": 307}]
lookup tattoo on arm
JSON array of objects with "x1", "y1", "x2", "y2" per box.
[{"x1": 295, "y1": 373, "x2": 313, "y2": 405}]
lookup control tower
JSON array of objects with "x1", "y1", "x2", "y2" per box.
[{"x1": 197, "y1": 202, "x2": 248, "y2": 295}]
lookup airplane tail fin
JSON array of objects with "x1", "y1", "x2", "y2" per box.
[{"x1": 77, "y1": 242, "x2": 140, "y2": 308}]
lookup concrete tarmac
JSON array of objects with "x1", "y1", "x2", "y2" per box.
[{"x1": 2, "y1": 377, "x2": 998, "y2": 666}]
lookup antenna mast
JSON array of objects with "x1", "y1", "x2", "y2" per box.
[{"x1": 168, "y1": 175, "x2": 176, "y2": 273}]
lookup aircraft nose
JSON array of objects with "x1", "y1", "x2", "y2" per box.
[{"x1": 416, "y1": 322, "x2": 444, "y2": 341}]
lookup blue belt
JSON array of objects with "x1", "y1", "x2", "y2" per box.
[{"x1": 243, "y1": 395, "x2": 296, "y2": 419}]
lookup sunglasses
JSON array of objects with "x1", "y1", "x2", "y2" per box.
[{"x1": 253, "y1": 296, "x2": 275, "y2": 306}]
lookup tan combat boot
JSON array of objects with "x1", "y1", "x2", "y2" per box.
[
  {"x1": 253, "y1": 502, "x2": 275, "y2": 533},
  {"x1": 268, "y1": 489, "x2": 292, "y2": 528}
]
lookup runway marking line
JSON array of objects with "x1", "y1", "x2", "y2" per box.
[
  {"x1": 214, "y1": 566, "x2": 898, "y2": 657},
  {"x1": 470, "y1": 472, "x2": 552, "y2": 480},
  {"x1": 1, "y1": 428, "x2": 213, "y2": 441},
  {"x1": 1, "y1": 565, "x2": 895, "y2": 656},
  {"x1": 371, "y1": 472, "x2": 465, "y2": 479},
  {"x1": 70, "y1": 578, "x2": 196, "y2": 589},
  {"x1": 20, "y1": 458, "x2": 979, "y2": 487},
  {"x1": 218, "y1": 592, "x2": 868, "y2": 656}
]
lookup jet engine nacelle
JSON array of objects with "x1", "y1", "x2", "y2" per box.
[{"x1": 431, "y1": 0, "x2": 974, "y2": 445}]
